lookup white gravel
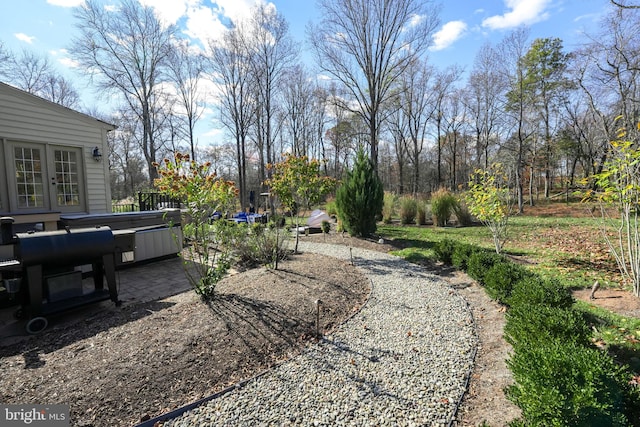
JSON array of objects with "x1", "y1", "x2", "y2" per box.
[{"x1": 162, "y1": 243, "x2": 478, "y2": 426}]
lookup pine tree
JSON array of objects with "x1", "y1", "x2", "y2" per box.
[{"x1": 336, "y1": 149, "x2": 384, "y2": 237}]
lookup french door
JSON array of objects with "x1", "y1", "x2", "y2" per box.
[{"x1": 8, "y1": 142, "x2": 86, "y2": 213}]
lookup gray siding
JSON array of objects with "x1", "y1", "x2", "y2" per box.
[{"x1": 0, "y1": 83, "x2": 114, "y2": 214}]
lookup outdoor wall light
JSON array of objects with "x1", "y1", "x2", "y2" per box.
[{"x1": 92, "y1": 146, "x2": 103, "y2": 162}]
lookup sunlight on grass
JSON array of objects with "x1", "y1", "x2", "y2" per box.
[
  {"x1": 575, "y1": 300, "x2": 640, "y2": 374},
  {"x1": 378, "y1": 211, "x2": 620, "y2": 291}
]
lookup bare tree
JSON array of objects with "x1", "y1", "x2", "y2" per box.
[
  {"x1": 500, "y1": 27, "x2": 533, "y2": 213},
  {"x1": 0, "y1": 41, "x2": 10, "y2": 78},
  {"x1": 1, "y1": 49, "x2": 80, "y2": 109},
  {"x1": 70, "y1": 0, "x2": 176, "y2": 186},
  {"x1": 166, "y1": 41, "x2": 206, "y2": 161},
  {"x1": 107, "y1": 107, "x2": 148, "y2": 200},
  {"x1": 309, "y1": 0, "x2": 440, "y2": 168},
  {"x1": 465, "y1": 42, "x2": 508, "y2": 169},
  {"x1": 385, "y1": 95, "x2": 409, "y2": 194},
  {"x1": 324, "y1": 82, "x2": 355, "y2": 177},
  {"x1": 40, "y1": 74, "x2": 80, "y2": 109},
  {"x1": 8, "y1": 49, "x2": 53, "y2": 94},
  {"x1": 432, "y1": 66, "x2": 463, "y2": 187},
  {"x1": 399, "y1": 59, "x2": 437, "y2": 194},
  {"x1": 245, "y1": 3, "x2": 297, "y2": 187},
  {"x1": 441, "y1": 89, "x2": 468, "y2": 190},
  {"x1": 611, "y1": 0, "x2": 640, "y2": 8},
  {"x1": 281, "y1": 64, "x2": 316, "y2": 157},
  {"x1": 208, "y1": 21, "x2": 256, "y2": 211}
]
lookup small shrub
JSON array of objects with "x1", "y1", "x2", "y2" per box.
[
  {"x1": 451, "y1": 243, "x2": 478, "y2": 271},
  {"x1": 325, "y1": 199, "x2": 338, "y2": 217},
  {"x1": 467, "y1": 250, "x2": 505, "y2": 283},
  {"x1": 270, "y1": 214, "x2": 286, "y2": 228},
  {"x1": 483, "y1": 261, "x2": 531, "y2": 304},
  {"x1": 321, "y1": 220, "x2": 331, "y2": 234},
  {"x1": 224, "y1": 222, "x2": 289, "y2": 268},
  {"x1": 431, "y1": 188, "x2": 459, "y2": 227},
  {"x1": 504, "y1": 304, "x2": 591, "y2": 348},
  {"x1": 434, "y1": 238, "x2": 456, "y2": 264},
  {"x1": 453, "y1": 198, "x2": 474, "y2": 226},
  {"x1": 508, "y1": 276, "x2": 574, "y2": 309},
  {"x1": 506, "y1": 341, "x2": 630, "y2": 426},
  {"x1": 399, "y1": 196, "x2": 418, "y2": 224},
  {"x1": 382, "y1": 192, "x2": 397, "y2": 224},
  {"x1": 416, "y1": 201, "x2": 428, "y2": 225}
]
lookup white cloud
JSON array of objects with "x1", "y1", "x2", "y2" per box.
[
  {"x1": 430, "y1": 20, "x2": 467, "y2": 51},
  {"x1": 139, "y1": 0, "x2": 259, "y2": 46},
  {"x1": 482, "y1": 0, "x2": 552, "y2": 30},
  {"x1": 574, "y1": 12, "x2": 600, "y2": 23},
  {"x1": 183, "y1": 4, "x2": 228, "y2": 44},
  {"x1": 215, "y1": 0, "x2": 255, "y2": 23},
  {"x1": 46, "y1": 0, "x2": 84, "y2": 6},
  {"x1": 14, "y1": 33, "x2": 36, "y2": 44},
  {"x1": 51, "y1": 49, "x2": 80, "y2": 68},
  {"x1": 407, "y1": 13, "x2": 425, "y2": 28},
  {"x1": 59, "y1": 57, "x2": 81, "y2": 68},
  {"x1": 138, "y1": 0, "x2": 193, "y2": 26}
]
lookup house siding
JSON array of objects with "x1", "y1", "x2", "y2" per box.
[{"x1": 0, "y1": 83, "x2": 114, "y2": 215}]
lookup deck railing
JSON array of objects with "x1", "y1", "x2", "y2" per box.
[
  {"x1": 137, "y1": 192, "x2": 182, "y2": 211},
  {"x1": 111, "y1": 192, "x2": 183, "y2": 213}
]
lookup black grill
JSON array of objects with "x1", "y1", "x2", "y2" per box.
[
  {"x1": 17, "y1": 227, "x2": 115, "y2": 267},
  {"x1": 1, "y1": 221, "x2": 119, "y2": 334}
]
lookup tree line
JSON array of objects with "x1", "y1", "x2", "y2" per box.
[{"x1": 1, "y1": 0, "x2": 638, "y2": 214}]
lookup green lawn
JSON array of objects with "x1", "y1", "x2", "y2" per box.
[
  {"x1": 379, "y1": 213, "x2": 615, "y2": 290},
  {"x1": 376, "y1": 211, "x2": 640, "y2": 377}
]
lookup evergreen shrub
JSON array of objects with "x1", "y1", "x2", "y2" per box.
[
  {"x1": 504, "y1": 304, "x2": 591, "y2": 348},
  {"x1": 508, "y1": 276, "x2": 574, "y2": 309},
  {"x1": 451, "y1": 243, "x2": 478, "y2": 271},
  {"x1": 506, "y1": 341, "x2": 630, "y2": 427},
  {"x1": 434, "y1": 238, "x2": 456, "y2": 265},
  {"x1": 466, "y1": 250, "x2": 505, "y2": 284},
  {"x1": 335, "y1": 149, "x2": 384, "y2": 237},
  {"x1": 483, "y1": 261, "x2": 531, "y2": 304}
]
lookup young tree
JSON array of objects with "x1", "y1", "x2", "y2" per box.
[
  {"x1": 335, "y1": 149, "x2": 384, "y2": 237},
  {"x1": 588, "y1": 123, "x2": 640, "y2": 297},
  {"x1": 466, "y1": 163, "x2": 513, "y2": 254},
  {"x1": 154, "y1": 153, "x2": 238, "y2": 300},
  {"x1": 309, "y1": 0, "x2": 440, "y2": 169},
  {"x1": 265, "y1": 154, "x2": 335, "y2": 253}
]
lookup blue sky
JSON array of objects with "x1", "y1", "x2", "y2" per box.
[{"x1": 0, "y1": 0, "x2": 611, "y2": 142}]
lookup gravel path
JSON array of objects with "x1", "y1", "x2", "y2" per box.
[{"x1": 163, "y1": 243, "x2": 478, "y2": 426}]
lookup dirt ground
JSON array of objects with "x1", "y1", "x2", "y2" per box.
[
  {"x1": 1, "y1": 223, "x2": 636, "y2": 427},
  {"x1": 0, "y1": 253, "x2": 370, "y2": 427}
]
